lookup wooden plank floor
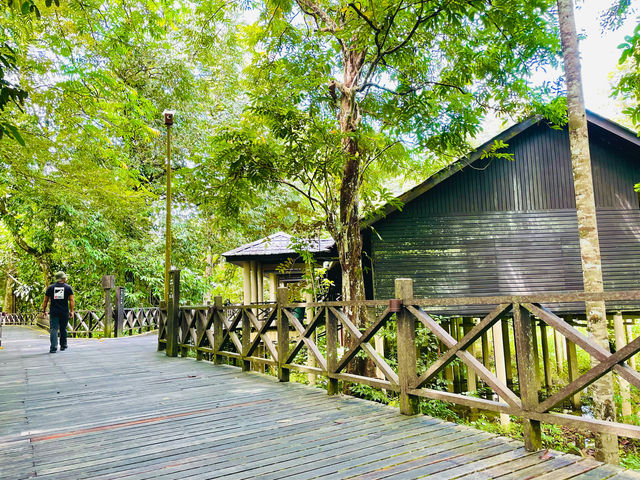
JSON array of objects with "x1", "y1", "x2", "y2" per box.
[{"x1": 2, "y1": 327, "x2": 640, "y2": 480}]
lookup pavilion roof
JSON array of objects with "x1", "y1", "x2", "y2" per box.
[{"x1": 222, "y1": 232, "x2": 334, "y2": 260}]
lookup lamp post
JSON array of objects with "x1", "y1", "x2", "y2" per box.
[{"x1": 163, "y1": 110, "x2": 174, "y2": 304}]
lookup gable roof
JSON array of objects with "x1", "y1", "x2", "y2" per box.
[
  {"x1": 222, "y1": 232, "x2": 334, "y2": 260},
  {"x1": 364, "y1": 111, "x2": 640, "y2": 228}
]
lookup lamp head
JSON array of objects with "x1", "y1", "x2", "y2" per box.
[{"x1": 163, "y1": 109, "x2": 175, "y2": 126}]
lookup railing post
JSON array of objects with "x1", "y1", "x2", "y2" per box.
[
  {"x1": 102, "y1": 275, "x2": 115, "y2": 338},
  {"x1": 396, "y1": 278, "x2": 419, "y2": 416},
  {"x1": 326, "y1": 306, "x2": 339, "y2": 395},
  {"x1": 115, "y1": 286, "x2": 125, "y2": 338},
  {"x1": 513, "y1": 303, "x2": 542, "y2": 451},
  {"x1": 165, "y1": 269, "x2": 180, "y2": 357},
  {"x1": 241, "y1": 307, "x2": 251, "y2": 372},
  {"x1": 158, "y1": 301, "x2": 167, "y2": 351},
  {"x1": 213, "y1": 296, "x2": 223, "y2": 364},
  {"x1": 276, "y1": 287, "x2": 289, "y2": 382},
  {"x1": 196, "y1": 308, "x2": 206, "y2": 361}
]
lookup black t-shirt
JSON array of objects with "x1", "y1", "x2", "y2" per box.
[{"x1": 45, "y1": 282, "x2": 74, "y2": 317}]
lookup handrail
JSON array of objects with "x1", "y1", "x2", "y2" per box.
[{"x1": 158, "y1": 270, "x2": 640, "y2": 459}]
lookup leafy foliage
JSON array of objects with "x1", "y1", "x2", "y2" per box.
[
  {"x1": 0, "y1": 0, "x2": 246, "y2": 309},
  {"x1": 614, "y1": 20, "x2": 640, "y2": 128}
]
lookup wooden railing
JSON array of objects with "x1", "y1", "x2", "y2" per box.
[
  {"x1": 64, "y1": 307, "x2": 160, "y2": 337},
  {"x1": 26, "y1": 307, "x2": 160, "y2": 338},
  {"x1": 121, "y1": 307, "x2": 160, "y2": 335},
  {"x1": 0, "y1": 313, "x2": 37, "y2": 347},
  {"x1": 158, "y1": 270, "x2": 640, "y2": 455},
  {"x1": 1, "y1": 276, "x2": 159, "y2": 339},
  {"x1": 2, "y1": 313, "x2": 38, "y2": 326}
]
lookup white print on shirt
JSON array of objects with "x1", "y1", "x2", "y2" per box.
[{"x1": 54, "y1": 287, "x2": 65, "y2": 300}]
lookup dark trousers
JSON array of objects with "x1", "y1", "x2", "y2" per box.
[{"x1": 50, "y1": 315, "x2": 68, "y2": 351}]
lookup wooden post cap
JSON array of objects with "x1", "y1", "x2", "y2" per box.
[
  {"x1": 389, "y1": 299, "x2": 402, "y2": 312},
  {"x1": 101, "y1": 275, "x2": 115, "y2": 289}
]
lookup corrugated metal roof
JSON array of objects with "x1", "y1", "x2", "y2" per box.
[{"x1": 222, "y1": 232, "x2": 334, "y2": 259}]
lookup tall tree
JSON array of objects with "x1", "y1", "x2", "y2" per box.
[
  {"x1": 0, "y1": 0, "x2": 242, "y2": 306},
  {"x1": 203, "y1": 0, "x2": 562, "y2": 373},
  {"x1": 557, "y1": 0, "x2": 618, "y2": 464}
]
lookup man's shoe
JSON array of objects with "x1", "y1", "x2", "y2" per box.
[
  {"x1": 60, "y1": 346, "x2": 67, "y2": 351},
  {"x1": 49, "y1": 349, "x2": 56, "y2": 353}
]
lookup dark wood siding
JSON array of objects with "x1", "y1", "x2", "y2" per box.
[
  {"x1": 372, "y1": 209, "x2": 640, "y2": 299},
  {"x1": 372, "y1": 210, "x2": 582, "y2": 299},
  {"x1": 370, "y1": 121, "x2": 640, "y2": 303}
]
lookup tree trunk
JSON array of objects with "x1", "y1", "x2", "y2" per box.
[
  {"x1": 204, "y1": 249, "x2": 213, "y2": 304},
  {"x1": 557, "y1": 0, "x2": 618, "y2": 464},
  {"x1": 4, "y1": 271, "x2": 14, "y2": 314},
  {"x1": 332, "y1": 48, "x2": 376, "y2": 379},
  {"x1": 38, "y1": 257, "x2": 52, "y2": 291}
]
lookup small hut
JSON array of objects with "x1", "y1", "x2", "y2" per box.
[{"x1": 222, "y1": 232, "x2": 335, "y2": 304}]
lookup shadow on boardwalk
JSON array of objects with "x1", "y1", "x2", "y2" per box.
[{"x1": 1, "y1": 326, "x2": 639, "y2": 480}]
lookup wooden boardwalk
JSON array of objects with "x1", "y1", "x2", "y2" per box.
[{"x1": 1, "y1": 327, "x2": 639, "y2": 480}]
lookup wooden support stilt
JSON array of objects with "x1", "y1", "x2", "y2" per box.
[
  {"x1": 249, "y1": 261, "x2": 257, "y2": 306},
  {"x1": 481, "y1": 329, "x2": 490, "y2": 368},
  {"x1": 242, "y1": 262, "x2": 251, "y2": 306},
  {"x1": 492, "y1": 320, "x2": 510, "y2": 428},
  {"x1": 613, "y1": 312, "x2": 632, "y2": 418},
  {"x1": 540, "y1": 323, "x2": 552, "y2": 389},
  {"x1": 531, "y1": 318, "x2": 541, "y2": 391},
  {"x1": 554, "y1": 329, "x2": 564, "y2": 374},
  {"x1": 452, "y1": 317, "x2": 462, "y2": 393},
  {"x1": 565, "y1": 319, "x2": 581, "y2": 411},
  {"x1": 464, "y1": 317, "x2": 479, "y2": 420},
  {"x1": 463, "y1": 318, "x2": 477, "y2": 392},
  {"x1": 444, "y1": 319, "x2": 455, "y2": 393},
  {"x1": 269, "y1": 274, "x2": 277, "y2": 302},
  {"x1": 502, "y1": 319, "x2": 513, "y2": 388}
]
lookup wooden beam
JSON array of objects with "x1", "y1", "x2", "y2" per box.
[
  {"x1": 407, "y1": 305, "x2": 521, "y2": 409},
  {"x1": 331, "y1": 307, "x2": 398, "y2": 385},
  {"x1": 396, "y1": 279, "x2": 419, "y2": 415},
  {"x1": 513, "y1": 304, "x2": 542, "y2": 451},
  {"x1": 525, "y1": 303, "x2": 640, "y2": 389},
  {"x1": 276, "y1": 287, "x2": 289, "y2": 382},
  {"x1": 413, "y1": 304, "x2": 510, "y2": 388},
  {"x1": 537, "y1": 328, "x2": 640, "y2": 413}
]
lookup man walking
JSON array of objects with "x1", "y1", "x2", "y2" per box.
[{"x1": 41, "y1": 271, "x2": 75, "y2": 353}]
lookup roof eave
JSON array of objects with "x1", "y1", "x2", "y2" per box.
[{"x1": 586, "y1": 111, "x2": 640, "y2": 148}]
